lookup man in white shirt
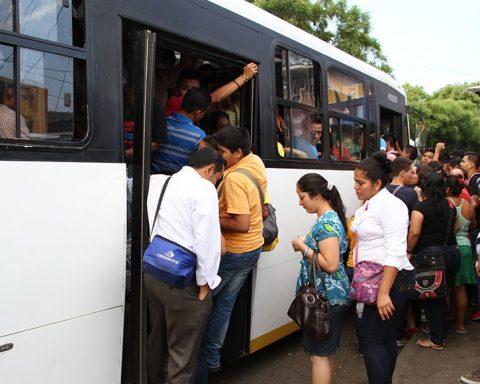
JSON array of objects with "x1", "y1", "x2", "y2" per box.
[{"x1": 144, "y1": 147, "x2": 224, "y2": 384}]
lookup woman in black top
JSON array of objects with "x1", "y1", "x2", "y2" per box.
[{"x1": 407, "y1": 171, "x2": 459, "y2": 349}]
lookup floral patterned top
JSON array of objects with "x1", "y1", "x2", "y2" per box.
[{"x1": 296, "y1": 210, "x2": 350, "y2": 306}]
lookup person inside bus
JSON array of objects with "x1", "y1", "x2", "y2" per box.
[
  {"x1": 164, "y1": 62, "x2": 258, "y2": 116},
  {"x1": 123, "y1": 78, "x2": 166, "y2": 162},
  {"x1": 205, "y1": 110, "x2": 230, "y2": 135},
  {"x1": 151, "y1": 87, "x2": 211, "y2": 175},
  {"x1": 0, "y1": 83, "x2": 30, "y2": 139},
  {"x1": 196, "y1": 126, "x2": 267, "y2": 383},
  {"x1": 221, "y1": 91, "x2": 241, "y2": 126},
  {"x1": 144, "y1": 147, "x2": 224, "y2": 384},
  {"x1": 384, "y1": 134, "x2": 400, "y2": 161},
  {"x1": 310, "y1": 115, "x2": 323, "y2": 159},
  {"x1": 292, "y1": 114, "x2": 319, "y2": 160},
  {"x1": 291, "y1": 173, "x2": 350, "y2": 384},
  {"x1": 155, "y1": 49, "x2": 195, "y2": 106},
  {"x1": 276, "y1": 108, "x2": 308, "y2": 158}
]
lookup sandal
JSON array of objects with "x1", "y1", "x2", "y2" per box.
[
  {"x1": 416, "y1": 338, "x2": 444, "y2": 350},
  {"x1": 453, "y1": 326, "x2": 467, "y2": 334}
]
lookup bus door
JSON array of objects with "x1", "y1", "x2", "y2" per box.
[
  {"x1": 380, "y1": 107, "x2": 405, "y2": 149},
  {"x1": 122, "y1": 29, "x2": 156, "y2": 384}
]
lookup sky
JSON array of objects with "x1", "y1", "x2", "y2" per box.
[{"x1": 348, "y1": 0, "x2": 480, "y2": 93}]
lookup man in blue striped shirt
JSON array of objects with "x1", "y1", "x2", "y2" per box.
[{"x1": 151, "y1": 87, "x2": 211, "y2": 175}]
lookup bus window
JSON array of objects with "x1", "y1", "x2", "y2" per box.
[
  {"x1": 329, "y1": 117, "x2": 364, "y2": 161},
  {"x1": 327, "y1": 68, "x2": 365, "y2": 119},
  {"x1": 0, "y1": 44, "x2": 25, "y2": 140},
  {"x1": 18, "y1": 0, "x2": 85, "y2": 47},
  {"x1": 0, "y1": 1, "x2": 14, "y2": 31},
  {"x1": 17, "y1": 48, "x2": 87, "y2": 141},
  {"x1": 288, "y1": 52, "x2": 316, "y2": 107},
  {"x1": 275, "y1": 46, "x2": 321, "y2": 159}
]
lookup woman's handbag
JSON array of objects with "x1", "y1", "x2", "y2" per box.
[
  {"x1": 143, "y1": 177, "x2": 197, "y2": 289},
  {"x1": 349, "y1": 230, "x2": 384, "y2": 304},
  {"x1": 287, "y1": 257, "x2": 331, "y2": 340},
  {"x1": 413, "y1": 203, "x2": 456, "y2": 300},
  {"x1": 413, "y1": 247, "x2": 447, "y2": 299},
  {"x1": 349, "y1": 260, "x2": 384, "y2": 304}
]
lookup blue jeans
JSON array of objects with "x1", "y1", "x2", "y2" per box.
[{"x1": 196, "y1": 247, "x2": 261, "y2": 384}]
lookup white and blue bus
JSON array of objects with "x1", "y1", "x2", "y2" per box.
[{"x1": 0, "y1": 1, "x2": 409, "y2": 383}]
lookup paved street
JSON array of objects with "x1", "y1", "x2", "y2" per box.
[{"x1": 211, "y1": 308, "x2": 480, "y2": 384}]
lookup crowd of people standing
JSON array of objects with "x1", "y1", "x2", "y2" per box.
[
  {"x1": 128, "y1": 54, "x2": 479, "y2": 383},
  {"x1": 290, "y1": 142, "x2": 480, "y2": 384}
]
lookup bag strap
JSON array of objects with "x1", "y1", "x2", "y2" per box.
[
  {"x1": 310, "y1": 254, "x2": 327, "y2": 293},
  {"x1": 354, "y1": 201, "x2": 369, "y2": 266},
  {"x1": 233, "y1": 168, "x2": 265, "y2": 206},
  {"x1": 443, "y1": 200, "x2": 456, "y2": 247},
  {"x1": 392, "y1": 185, "x2": 402, "y2": 196},
  {"x1": 150, "y1": 176, "x2": 172, "y2": 237}
]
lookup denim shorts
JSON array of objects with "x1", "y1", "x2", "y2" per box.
[{"x1": 303, "y1": 304, "x2": 348, "y2": 356}]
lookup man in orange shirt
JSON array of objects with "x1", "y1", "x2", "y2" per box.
[{"x1": 198, "y1": 126, "x2": 266, "y2": 381}]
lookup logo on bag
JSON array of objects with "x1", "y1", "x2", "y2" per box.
[{"x1": 155, "y1": 250, "x2": 180, "y2": 264}]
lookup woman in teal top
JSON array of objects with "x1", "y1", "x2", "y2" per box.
[
  {"x1": 446, "y1": 175, "x2": 476, "y2": 333},
  {"x1": 292, "y1": 173, "x2": 350, "y2": 384}
]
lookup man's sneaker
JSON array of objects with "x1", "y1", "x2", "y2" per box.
[
  {"x1": 461, "y1": 369, "x2": 480, "y2": 384},
  {"x1": 471, "y1": 310, "x2": 480, "y2": 321},
  {"x1": 396, "y1": 339, "x2": 406, "y2": 348}
]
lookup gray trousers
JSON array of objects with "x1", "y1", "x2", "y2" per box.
[{"x1": 144, "y1": 273, "x2": 212, "y2": 384}]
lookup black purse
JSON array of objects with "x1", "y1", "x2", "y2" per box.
[
  {"x1": 413, "y1": 204, "x2": 457, "y2": 300},
  {"x1": 287, "y1": 256, "x2": 331, "y2": 340}
]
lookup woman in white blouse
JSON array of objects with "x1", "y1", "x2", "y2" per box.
[{"x1": 352, "y1": 152, "x2": 414, "y2": 384}]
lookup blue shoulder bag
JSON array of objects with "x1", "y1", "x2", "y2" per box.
[{"x1": 143, "y1": 177, "x2": 197, "y2": 288}]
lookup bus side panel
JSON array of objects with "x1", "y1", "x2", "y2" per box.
[
  {"x1": 0, "y1": 161, "x2": 126, "y2": 336},
  {"x1": 258, "y1": 168, "x2": 358, "y2": 271},
  {"x1": 0, "y1": 307, "x2": 123, "y2": 384},
  {"x1": 251, "y1": 259, "x2": 299, "y2": 341}
]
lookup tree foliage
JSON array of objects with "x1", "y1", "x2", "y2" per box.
[
  {"x1": 405, "y1": 82, "x2": 480, "y2": 152},
  {"x1": 247, "y1": 0, "x2": 392, "y2": 74}
]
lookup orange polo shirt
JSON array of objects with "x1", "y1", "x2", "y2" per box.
[{"x1": 218, "y1": 153, "x2": 267, "y2": 253}]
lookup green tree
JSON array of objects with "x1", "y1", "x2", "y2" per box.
[
  {"x1": 405, "y1": 82, "x2": 480, "y2": 152},
  {"x1": 248, "y1": 0, "x2": 392, "y2": 74}
]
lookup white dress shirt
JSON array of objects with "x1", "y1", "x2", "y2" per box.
[
  {"x1": 147, "y1": 166, "x2": 222, "y2": 289},
  {"x1": 351, "y1": 188, "x2": 413, "y2": 271}
]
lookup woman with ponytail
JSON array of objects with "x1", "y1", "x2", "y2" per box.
[
  {"x1": 352, "y1": 151, "x2": 414, "y2": 384},
  {"x1": 291, "y1": 173, "x2": 350, "y2": 384}
]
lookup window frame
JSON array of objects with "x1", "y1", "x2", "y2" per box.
[
  {"x1": 274, "y1": 45, "x2": 323, "y2": 162},
  {"x1": 326, "y1": 64, "x2": 368, "y2": 163},
  {"x1": 0, "y1": 13, "x2": 88, "y2": 149}
]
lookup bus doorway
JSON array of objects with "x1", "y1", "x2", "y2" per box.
[
  {"x1": 122, "y1": 29, "x2": 156, "y2": 384},
  {"x1": 121, "y1": 21, "x2": 258, "y2": 382},
  {"x1": 380, "y1": 107, "x2": 405, "y2": 149}
]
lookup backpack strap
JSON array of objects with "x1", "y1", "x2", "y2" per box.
[
  {"x1": 233, "y1": 168, "x2": 265, "y2": 205},
  {"x1": 392, "y1": 185, "x2": 402, "y2": 196}
]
